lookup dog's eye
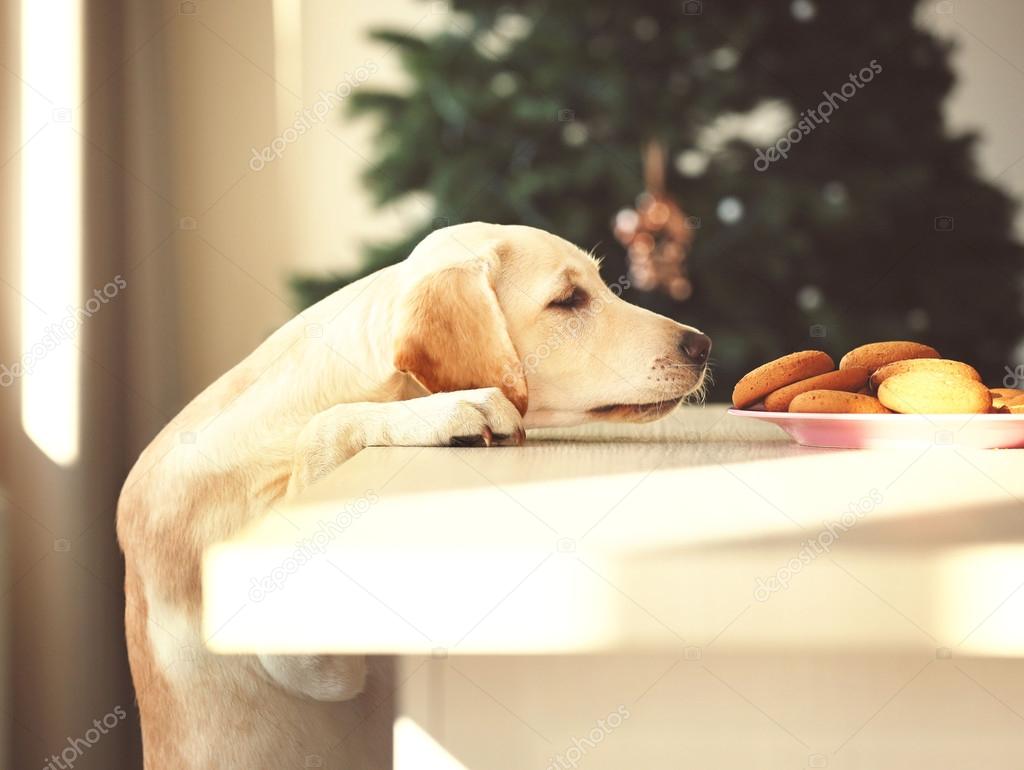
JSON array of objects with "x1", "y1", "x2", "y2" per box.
[{"x1": 549, "y1": 287, "x2": 586, "y2": 309}]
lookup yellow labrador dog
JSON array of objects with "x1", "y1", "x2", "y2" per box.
[{"x1": 117, "y1": 222, "x2": 710, "y2": 769}]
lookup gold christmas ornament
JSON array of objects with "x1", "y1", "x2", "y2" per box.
[{"x1": 613, "y1": 140, "x2": 694, "y2": 301}]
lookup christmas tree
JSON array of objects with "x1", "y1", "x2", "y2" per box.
[{"x1": 293, "y1": 0, "x2": 1023, "y2": 398}]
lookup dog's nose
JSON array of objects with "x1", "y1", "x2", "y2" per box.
[{"x1": 680, "y1": 331, "x2": 711, "y2": 364}]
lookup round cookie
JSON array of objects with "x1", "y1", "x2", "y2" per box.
[
  {"x1": 1003, "y1": 394, "x2": 1024, "y2": 414},
  {"x1": 990, "y1": 388, "x2": 1024, "y2": 409},
  {"x1": 870, "y1": 358, "x2": 980, "y2": 389},
  {"x1": 732, "y1": 351, "x2": 834, "y2": 409},
  {"x1": 764, "y1": 367, "x2": 870, "y2": 412},
  {"x1": 839, "y1": 341, "x2": 939, "y2": 372},
  {"x1": 789, "y1": 390, "x2": 889, "y2": 414},
  {"x1": 877, "y1": 371, "x2": 992, "y2": 414}
]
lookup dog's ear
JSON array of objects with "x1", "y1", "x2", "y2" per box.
[{"x1": 393, "y1": 255, "x2": 528, "y2": 416}]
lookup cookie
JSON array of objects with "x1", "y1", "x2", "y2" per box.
[
  {"x1": 877, "y1": 371, "x2": 992, "y2": 414},
  {"x1": 789, "y1": 390, "x2": 889, "y2": 414},
  {"x1": 839, "y1": 341, "x2": 939, "y2": 372},
  {"x1": 870, "y1": 358, "x2": 980, "y2": 389},
  {"x1": 732, "y1": 351, "x2": 834, "y2": 409},
  {"x1": 764, "y1": 367, "x2": 870, "y2": 412},
  {"x1": 990, "y1": 388, "x2": 1024, "y2": 409}
]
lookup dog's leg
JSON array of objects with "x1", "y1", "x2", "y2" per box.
[
  {"x1": 259, "y1": 387, "x2": 523, "y2": 701},
  {"x1": 285, "y1": 386, "x2": 524, "y2": 498}
]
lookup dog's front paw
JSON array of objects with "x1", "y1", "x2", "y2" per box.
[{"x1": 416, "y1": 387, "x2": 525, "y2": 447}]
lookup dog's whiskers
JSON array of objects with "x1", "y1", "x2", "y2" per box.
[{"x1": 682, "y1": 366, "x2": 713, "y2": 406}]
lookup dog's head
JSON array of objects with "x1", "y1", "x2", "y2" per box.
[{"x1": 393, "y1": 222, "x2": 710, "y2": 428}]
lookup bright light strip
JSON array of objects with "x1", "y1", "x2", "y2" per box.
[
  {"x1": 394, "y1": 716, "x2": 469, "y2": 770},
  {"x1": 20, "y1": 0, "x2": 83, "y2": 466}
]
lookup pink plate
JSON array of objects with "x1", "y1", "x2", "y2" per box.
[{"x1": 727, "y1": 409, "x2": 1024, "y2": 450}]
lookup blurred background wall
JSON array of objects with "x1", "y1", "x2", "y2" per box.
[
  {"x1": 0, "y1": 0, "x2": 1022, "y2": 768},
  {"x1": 164, "y1": 0, "x2": 438, "y2": 401}
]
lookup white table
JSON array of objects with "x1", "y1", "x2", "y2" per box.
[{"x1": 204, "y1": 406, "x2": 1024, "y2": 769}]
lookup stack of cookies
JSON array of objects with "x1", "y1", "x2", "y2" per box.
[{"x1": 732, "y1": 342, "x2": 1024, "y2": 415}]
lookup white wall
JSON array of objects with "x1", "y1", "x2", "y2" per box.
[
  {"x1": 285, "y1": 0, "x2": 440, "y2": 276},
  {"x1": 925, "y1": 0, "x2": 1024, "y2": 236},
  {"x1": 162, "y1": 0, "x2": 438, "y2": 400}
]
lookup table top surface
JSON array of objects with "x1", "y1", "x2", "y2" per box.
[{"x1": 203, "y1": 405, "x2": 1024, "y2": 658}]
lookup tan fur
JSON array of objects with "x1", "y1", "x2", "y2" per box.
[
  {"x1": 125, "y1": 568, "x2": 188, "y2": 769},
  {"x1": 117, "y1": 223, "x2": 709, "y2": 768}
]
